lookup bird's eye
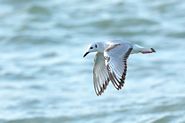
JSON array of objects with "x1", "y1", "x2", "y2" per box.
[
  {"x1": 95, "y1": 44, "x2": 97, "y2": 48},
  {"x1": 90, "y1": 47, "x2": 93, "y2": 49}
]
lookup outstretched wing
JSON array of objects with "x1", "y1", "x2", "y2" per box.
[
  {"x1": 93, "y1": 53, "x2": 110, "y2": 96},
  {"x1": 93, "y1": 53, "x2": 109, "y2": 96},
  {"x1": 104, "y1": 43, "x2": 133, "y2": 90}
]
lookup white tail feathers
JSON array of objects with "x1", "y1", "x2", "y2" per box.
[
  {"x1": 132, "y1": 44, "x2": 156, "y2": 54},
  {"x1": 141, "y1": 48, "x2": 156, "y2": 54}
]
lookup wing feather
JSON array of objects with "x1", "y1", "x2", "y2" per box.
[
  {"x1": 93, "y1": 53, "x2": 110, "y2": 96},
  {"x1": 104, "y1": 43, "x2": 133, "y2": 90}
]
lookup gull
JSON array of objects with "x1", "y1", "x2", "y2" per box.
[{"x1": 83, "y1": 40, "x2": 155, "y2": 96}]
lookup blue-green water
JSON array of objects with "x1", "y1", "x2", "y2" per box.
[{"x1": 0, "y1": 0, "x2": 185, "y2": 123}]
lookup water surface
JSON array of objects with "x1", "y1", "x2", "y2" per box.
[{"x1": 0, "y1": 0, "x2": 185, "y2": 123}]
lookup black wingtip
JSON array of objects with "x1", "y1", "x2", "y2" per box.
[{"x1": 151, "y1": 48, "x2": 156, "y2": 53}]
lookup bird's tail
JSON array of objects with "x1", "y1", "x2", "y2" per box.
[
  {"x1": 141, "y1": 48, "x2": 156, "y2": 54},
  {"x1": 132, "y1": 44, "x2": 156, "y2": 54}
]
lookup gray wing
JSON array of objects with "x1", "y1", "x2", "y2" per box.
[
  {"x1": 93, "y1": 53, "x2": 110, "y2": 96},
  {"x1": 104, "y1": 43, "x2": 133, "y2": 90}
]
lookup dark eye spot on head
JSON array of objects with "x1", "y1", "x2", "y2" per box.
[
  {"x1": 95, "y1": 44, "x2": 97, "y2": 48},
  {"x1": 90, "y1": 47, "x2": 93, "y2": 49}
]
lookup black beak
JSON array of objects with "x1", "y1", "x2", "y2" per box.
[{"x1": 83, "y1": 52, "x2": 89, "y2": 57}]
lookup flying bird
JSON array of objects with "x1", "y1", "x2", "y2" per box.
[{"x1": 83, "y1": 41, "x2": 155, "y2": 96}]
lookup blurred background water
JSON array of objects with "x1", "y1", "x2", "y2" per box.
[{"x1": 0, "y1": 0, "x2": 185, "y2": 123}]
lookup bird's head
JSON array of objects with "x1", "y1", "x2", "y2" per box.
[{"x1": 83, "y1": 42, "x2": 104, "y2": 57}]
